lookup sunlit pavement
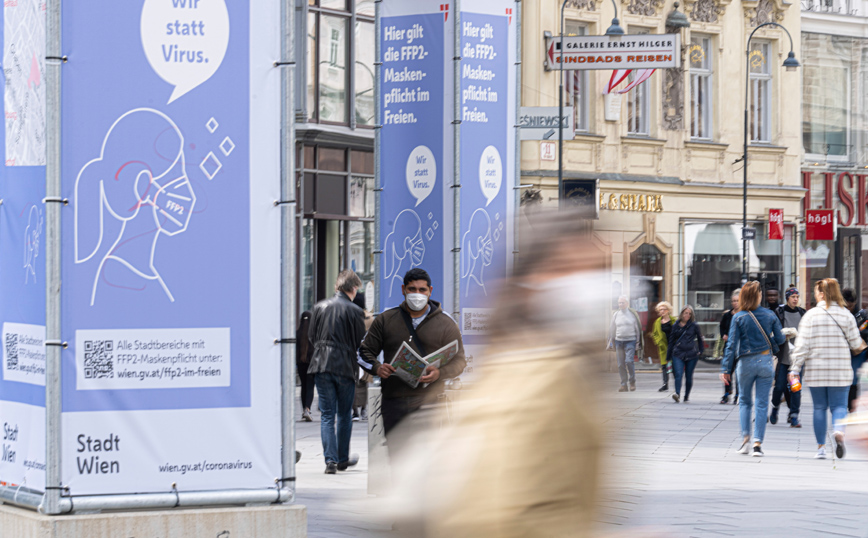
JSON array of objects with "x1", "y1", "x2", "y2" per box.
[
  {"x1": 294, "y1": 371, "x2": 868, "y2": 537},
  {"x1": 598, "y1": 370, "x2": 868, "y2": 537}
]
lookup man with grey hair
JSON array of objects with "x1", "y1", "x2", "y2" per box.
[
  {"x1": 309, "y1": 269, "x2": 367, "y2": 474},
  {"x1": 608, "y1": 295, "x2": 643, "y2": 392}
]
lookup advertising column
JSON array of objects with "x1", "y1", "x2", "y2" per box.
[
  {"x1": 59, "y1": 0, "x2": 281, "y2": 495},
  {"x1": 458, "y1": 0, "x2": 516, "y2": 376},
  {"x1": 0, "y1": 0, "x2": 47, "y2": 491},
  {"x1": 379, "y1": 0, "x2": 452, "y2": 312}
]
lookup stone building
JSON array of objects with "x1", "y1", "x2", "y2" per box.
[{"x1": 521, "y1": 0, "x2": 802, "y2": 360}]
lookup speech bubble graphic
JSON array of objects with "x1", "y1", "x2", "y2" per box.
[
  {"x1": 406, "y1": 145, "x2": 436, "y2": 207},
  {"x1": 479, "y1": 145, "x2": 502, "y2": 206},
  {"x1": 141, "y1": 0, "x2": 230, "y2": 104}
]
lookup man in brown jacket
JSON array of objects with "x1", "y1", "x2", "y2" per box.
[{"x1": 359, "y1": 268, "x2": 465, "y2": 452}]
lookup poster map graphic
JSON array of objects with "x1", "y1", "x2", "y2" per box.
[{"x1": 3, "y1": 0, "x2": 45, "y2": 166}]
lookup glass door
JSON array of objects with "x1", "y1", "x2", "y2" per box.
[{"x1": 630, "y1": 244, "x2": 665, "y2": 363}]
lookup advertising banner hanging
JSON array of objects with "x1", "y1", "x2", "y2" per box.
[
  {"x1": 544, "y1": 34, "x2": 680, "y2": 70},
  {"x1": 59, "y1": 0, "x2": 281, "y2": 495},
  {"x1": 459, "y1": 0, "x2": 515, "y2": 346},
  {"x1": 0, "y1": 0, "x2": 47, "y2": 491},
  {"x1": 768, "y1": 209, "x2": 783, "y2": 240},
  {"x1": 379, "y1": 0, "x2": 452, "y2": 311},
  {"x1": 805, "y1": 209, "x2": 836, "y2": 241}
]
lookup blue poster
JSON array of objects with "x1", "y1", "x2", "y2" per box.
[
  {"x1": 379, "y1": 4, "x2": 448, "y2": 311},
  {"x1": 59, "y1": 0, "x2": 283, "y2": 496},
  {"x1": 0, "y1": 0, "x2": 48, "y2": 490},
  {"x1": 61, "y1": 0, "x2": 249, "y2": 413},
  {"x1": 459, "y1": 8, "x2": 510, "y2": 339}
]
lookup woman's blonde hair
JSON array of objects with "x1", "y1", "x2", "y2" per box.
[
  {"x1": 816, "y1": 278, "x2": 846, "y2": 309},
  {"x1": 739, "y1": 281, "x2": 762, "y2": 311},
  {"x1": 656, "y1": 301, "x2": 673, "y2": 315}
]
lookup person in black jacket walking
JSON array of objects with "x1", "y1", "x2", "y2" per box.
[
  {"x1": 296, "y1": 311, "x2": 315, "y2": 422},
  {"x1": 308, "y1": 269, "x2": 367, "y2": 474},
  {"x1": 664, "y1": 305, "x2": 704, "y2": 403},
  {"x1": 770, "y1": 287, "x2": 806, "y2": 427}
]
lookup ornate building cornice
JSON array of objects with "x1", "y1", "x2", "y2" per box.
[
  {"x1": 564, "y1": 0, "x2": 598, "y2": 11},
  {"x1": 682, "y1": 0, "x2": 732, "y2": 23},
  {"x1": 626, "y1": 0, "x2": 665, "y2": 17},
  {"x1": 743, "y1": 0, "x2": 789, "y2": 26}
]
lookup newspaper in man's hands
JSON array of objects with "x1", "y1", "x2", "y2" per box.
[{"x1": 389, "y1": 340, "x2": 459, "y2": 388}]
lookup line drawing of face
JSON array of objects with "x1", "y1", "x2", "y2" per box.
[
  {"x1": 462, "y1": 208, "x2": 493, "y2": 297},
  {"x1": 383, "y1": 209, "x2": 424, "y2": 298},
  {"x1": 74, "y1": 108, "x2": 196, "y2": 305},
  {"x1": 24, "y1": 205, "x2": 43, "y2": 284}
]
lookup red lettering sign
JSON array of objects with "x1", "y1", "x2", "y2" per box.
[
  {"x1": 768, "y1": 209, "x2": 783, "y2": 240},
  {"x1": 805, "y1": 209, "x2": 835, "y2": 241}
]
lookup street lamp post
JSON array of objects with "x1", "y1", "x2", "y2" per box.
[
  {"x1": 558, "y1": 0, "x2": 624, "y2": 206},
  {"x1": 742, "y1": 23, "x2": 800, "y2": 283}
]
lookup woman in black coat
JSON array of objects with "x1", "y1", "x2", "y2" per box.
[{"x1": 662, "y1": 305, "x2": 705, "y2": 403}]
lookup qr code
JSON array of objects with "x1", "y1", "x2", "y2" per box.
[
  {"x1": 463, "y1": 315, "x2": 472, "y2": 332},
  {"x1": 84, "y1": 340, "x2": 114, "y2": 379},
  {"x1": 5, "y1": 333, "x2": 18, "y2": 370}
]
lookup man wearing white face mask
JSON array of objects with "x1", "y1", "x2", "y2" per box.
[{"x1": 359, "y1": 268, "x2": 466, "y2": 455}]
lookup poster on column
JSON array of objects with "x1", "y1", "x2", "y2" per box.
[
  {"x1": 379, "y1": 0, "x2": 452, "y2": 312},
  {"x1": 0, "y1": 0, "x2": 47, "y2": 492},
  {"x1": 59, "y1": 0, "x2": 282, "y2": 495},
  {"x1": 458, "y1": 0, "x2": 516, "y2": 376}
]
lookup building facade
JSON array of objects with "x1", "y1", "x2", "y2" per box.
[
  {"x1": 800, "y1": 0, "x2": 868, "y2": 306},
  {"x1": 522, "y1": 0, "x2": 803, "y2": 360},
  {"x1": 295, "y1": 0, "x2": 377, "y2": 313}
]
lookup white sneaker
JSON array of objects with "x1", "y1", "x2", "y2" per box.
[
  {"x1": 815, "y1": 447, "x2": 827, "y2": 459},
  {"x1": 736, "y1": 438, "x2": 750, "y2": 454}
]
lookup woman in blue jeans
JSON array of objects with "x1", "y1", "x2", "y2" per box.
[
  {"x1": 663, "y1": 305, "x2": 704, "y2": 403},
  {"x1": 720, "y1": 281, "x2": 785, "y2": 457},
  {"x1": 790, "y1": 279, "x2": 866, "y2": 459}
]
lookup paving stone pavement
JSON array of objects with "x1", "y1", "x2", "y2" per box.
[
  {"x1": 598, "y1": 370, "x2": 868, "y2": 537},
  {"x1": 294, "y1": 371, "x2": 868, "y2": 537}
]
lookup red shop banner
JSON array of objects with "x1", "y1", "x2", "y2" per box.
[
  {"x1": 805, "y1": 209, "x2": 836, "y2": 241},
  {"x1": 768, "y1": 208, "x2": 784, "y2": 240}
]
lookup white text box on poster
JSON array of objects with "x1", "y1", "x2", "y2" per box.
[{"x1": 75, "y1": 328, "x2": 230, "y2": 390}]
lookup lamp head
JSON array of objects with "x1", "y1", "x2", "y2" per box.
[
  {"x1": 606, "y1": 18, "x2": 625, "y2": 40},
  {"x1": 783, "y1": 50, "x2": 800, "y2": 71},
  {"x1": 665, "y1": 2, "x2": 691, "y2": 30}
]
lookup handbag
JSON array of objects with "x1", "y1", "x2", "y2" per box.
[{"x1": 822, "y1": 309, "x2": 868, "y2": 356}]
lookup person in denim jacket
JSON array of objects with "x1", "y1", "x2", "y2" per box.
[{"x1": 720, "y1": 281, "x2": 785, "y2": 457}]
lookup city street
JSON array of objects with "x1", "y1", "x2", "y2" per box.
[{"x1": 297, "y1": 369, "x2": 868, "y2": 537}]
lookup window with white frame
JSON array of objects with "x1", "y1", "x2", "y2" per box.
[
  {"x1": 749, "y1": 41, "x2": 772, "y2": 143},
  {"x1": 689, "y1": 35, "x2": 713, "y2": 139},
  {"x1": 802, "y1": 33, "x2": 853, "y2": 161},
  {"x1": 627, "y1": 28, "x2": 651, "y2": 135},
  {"x1": 565, "y1": 22, "x2": 589, "y2": 132}
]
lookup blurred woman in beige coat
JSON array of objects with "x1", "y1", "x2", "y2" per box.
[{"x1": 388, "y1": 211, "x2": 607, "y2": 538}]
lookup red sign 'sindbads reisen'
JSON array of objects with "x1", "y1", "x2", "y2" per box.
[{"x1": 555, "y1": 54, "x2": 673, "y2": 65}]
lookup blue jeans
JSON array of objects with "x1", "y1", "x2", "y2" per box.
[
  {"x1": 672, "y1": 356, "x2": 697, "y2": 398},
  {"x1": 314, "y1": 372, "x2": 356, "y2": 465},
  {"x1": 809, "y1": 386, "x2": 849, "y2": 446},
  {"x1": 615, "y1": 340, "x2": 636, "y2": 386},
  {"x1": 736, "y1": 353, "x2": 774, "y2": 443}
]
